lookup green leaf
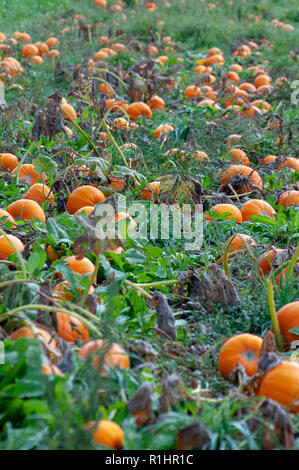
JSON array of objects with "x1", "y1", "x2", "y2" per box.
[
  {"x1": 125, "y1": 249, "x2": 146, "y2": 265},
  {"x1": 32, "y1": 154, "x2": 58, "y2": 178},
  {"x1": 289, "y1": 327, "x2": 299, "y2": 336}
]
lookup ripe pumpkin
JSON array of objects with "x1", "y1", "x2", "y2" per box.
[
  {"x1": 226, "y1": 71, "x2": 240, "y2": 83},
  {"x1": 205, "y1": 204, "x2": 242, "y2": 223},
  {"x1": 0, "y1": 234, "x2": 24, "y2": 260},
  {"x1": 46, "y1": 245, "x2": 62, "y2": 262},
  {"x1": 228, "y1": 149, "x2": 250, "y2": 166},
  {"x1": 79, "y1": 339, "x2": 130, "y2": 370},
  {"x1": 23, "y1": 183, "x2": 54, "y2": 205},
  {"x1": 53, "y1": 280, "x2": 95, "y2": 302},
  {"x1": 56, "y1": 311, "x2": 89, "y2": 343},
  {"x1": 153, "y1": 124, "x2": 174, "y2": 139},
  {"x1": 60, "y1": 256, "x2": 96, "y2": 280},
  {"x1": 271, "y1": 301, "x2": 299, "y2": 343},
  {"x1": 29, "y1": 55, "x2": 43, "y2": 65},
  {"x1": 229, "y1": 234, "x2": 256, "y2": 251},
  {"x1": 6, "y1": 199, "x2": 46, "y2": 223},
  {"x1": 240, "y1": 199, "x2": 276, "y2": 222},
  {"x1": 108, "y1": 175, "x2": 125, "y2": 191},
  {"x1": 277, "y1": 190, "x2": 299, "y2": 208},
  {"x1": 127, "y1": 102, "x2": 152, "y2": 120},
  {"x1": 184, "y1": 86, "x2": 202, "y2": 99},
  {"x1": 10, "y1": 326, "x2": 57, "y2": 350},
  {"x1": 141, "y1": 181, "x2": 160, "y2": 201},
  {"x1": 87, "y1": 420, "x2": 124, "y2": 449},
  {"x1": 42, "y1": 364, "x2": 63, "y2": 375},
  {"x1": 220, "y1": 165, "x2": 263, "y2": 192},
  {"x1": 61, "y1": 102, "x2": 77, "y2": 121},
  {"x1": 282, "y1": 157, "x2": 299, "y2": 172},
  {"x1": 0, "y1": 209, "x2": 15, "y2": 226},
  {"x1": 239, "y1": 82, "x2": 256, "y2": 92},
  {"x1": 11, "y1": 164, "x2": 47, "y2": 185},
  {"x1": 74, "y1": 206, "x2": 95, "y2": 215},
  {"x1": 20, "y1": 44, "x2": 39, "y2": 57},
  {"x1": 257, "y1": 248, "x2": 284, "y2": 276},
  {"x1": 98, "y1": 82, "x2": 114, "y2": 95},
  {"x1": 46, "y1": 37, "x2": 60, "y2": 48},
  {"x1": 257, "y1": 361, "x2": 299, "y2": 413},
  {"x1": 218, "y1": 333, "x2": 263, "y2": 380},
  {"x1": 149, "y1": 95, "x2": 165, "y2": 110},
  {"x1": 66, "y1": 185, "x2": 106, "y2": 215},
  {"x1": 254, "y1": 74, "x2": 271, "y2": 89},
  {"x1": 0, "y1": 153, "x2": 19, "y2": 171}
]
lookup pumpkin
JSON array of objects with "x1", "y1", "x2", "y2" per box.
[
  {"x1": 257, "y1": 361, "x2": 299, "y2": 413},
  {"x1": 149, "y1": 95, "x2": 165, "y2": 110},
  {"x1": 127, "y1": 102, "x2": 152, "y2": 120},
  {"x1": 11, "y1": 164, "x2": 47, "y2": 185},
  {"x1": 87, "y1": 420, "x2": 124, "y2": 449},
  {"x1": 0, "y1": 234, "x2": 24, "y2": 260},
  {"x1": 218, "y1": 333, "x2": 263, "y2": 380},
  {"x1": 0, "y1": 210, "x2": 15, "y2": 226},
  {"x1": 254, "y1": 74, "x2": 271, "y2": 88},
  {"x1": 79, "y1": 339, "x2": 130, "y2": 370},
  {"x1": 271, "y1": 301, "x2": 299, "y2": 343},
  {"x1": 107, "y1": 175, "x2": 125, "y2": 191},
  {"x1": 61, "y1": 102, "x2": 77, "y2": 121},
  {"x1": 46, "y1": 245, "x2": 62, "y2": 262},
  {"x1": 239, "y1": 82, "x2": 256, "y2": 92},
  {"x1": 30, "y1": 55, "x2": 43, "y2": 65},
  {"x1": 205, "y1": 204, "x2": 242, "y2": 223},
  {"x1": 98, "y1": 82, "x2": 114, "y2": 95},
  {"x1": 220, "y1": 165, "x2": 263, "y2": 192},
  {"x1": 240, "y1": 199, "x2": 276, "y2": 222},
  {"x1": 184, "y1": 86, "x2": 202, "y2": 99},
  {"x1": 282, "y1": 157, "x2": 299, "y2": 172},
  {"x1": 34, "y1": 42, "x2": 49, "y2": 55},
  {"x1": 42, "y1": 364, "x2": 63, "y2": 375},
  {"x1": 74, "y1": 206, "x2": 95, "y2": 215},
  {"x1": 10, "y1": 326, "x2": 57, "y2": 350},
  {"x1": 46, "y1": 37, "x2": 60, "y2": 48},
  {"x1": 153, "y1": 124, "x2": 174, "y2": 139},
  {"x1": 277, "y1": 190, "x2": 299, "y2": 208},
  {"x1": 229, "y1": 234, "x2": 256, "y2": 251},
  {"x1": 141, "y1": 181, "x2": 160, "y2": 201},
  {"x1": 20, "y1": 43, "x2": 39, "y2": 57},
  {"x1": 228, "y1": 149, "x2": 250, "y2": 166},
  {"x1": 6, "y1": 199, "x2": 46, "y2": 223},
  {"x1": 23, "y1": 183, "x2": 54, "y2": 204},
  {"x1": 0, "y1": 153, "x2": 19, "y2": 171},
  {"x1": 226, "y1": 71, "x2": 240, "y2": 82},
  {"x1": 53, "y1": 281, "x2": 95, "y2": 302},
  {"x1": 56, "y1": 311, "x2": 89, "y2": 342},
  {"x1": 60, "y1": 255, "x2": 96, "y2": 280},
  {"x1": 257, "y1": 249, "x2": 284, "y2": 276},
  {"x1": 262, "y1": 155, "x2": 277, "y2": 165},
  {"x1": 66, "y1": 185, "x2": 106, "y2": 214},
  {"x1": 204, "y1": 54, "x2": 224, "y2": 66}
]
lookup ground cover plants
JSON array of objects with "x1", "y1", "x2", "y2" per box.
[{"x1": 0, "y1": 0, "x2": 298, "y2": 450}]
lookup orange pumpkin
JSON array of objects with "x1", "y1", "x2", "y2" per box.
[
  {"x1": 240, "y1": 199, "x2": 276, "y2": 222},
  {"x1": 257, "y1": 361, "x2": 299, "y2": 413},
  {"x1": 11, "y1": 164, "x2": 47, "y2": 185},
  {"x1": 184, "y1": 86, "x2": 202, "y2": 98},
  {"x1": 257, "y1": 248, "x2": 284, "y2": 276},
  {"x1": 108, "y1": 175, "x2": 125, "y2": 191},
  {"x1": 42, "y1": 364, "x2": 63, "y2": 375},
  {"x1": 229, "y1": 234, "x2": 256, "y2": 251},
  {"x1": 218, "y1": 333, "x2": 263, "y2": 380},
  {"x1": 66, "y1": 185, "x2": 106, "y2": 215},
  {"x1": 0, "y1": 234, "x2": 24, "y2": 260},
  {"x1": 23, "y1": 183, "x2": 54, "y2": 205},
  {"x1": 61, "y1": 102, "x2": 77, "y2": 121},
  {"x1": 0, "y1": 210, "x2": 15, "y2": 226},
  {"x1": 254, "y1": 74, "x2": 271, "y2": 89},
  {"x1": 20, "y1": 44, "x2": 39, "y2": 57},
  {"x1": 53, "y1": 280, "x2": 95, "y2": 302},
  {"x1": 149, "y1": 95, "x2": 165, "y2": 110},
  {"x1": 60, "y1": 255, "x2": 96, "y2": 280},
  {"x1": 141, "y1": 181, "x2": 160, "y2": 201},
  {"x1": 282, "y1": 157, "x2": 299, "y2": 172},
  {"x1": 271, "y1": 301, "x2": 299, "y2": 343},
  {"x1": 228, "y1": 149, "x2": 250, "y2": 166},
  {"x1": 98, "y1": 82, "x2": 114, "y2": 95},
  {"x1": 74, "y1": 206, "x2": 95, "y2": 215},
  {"x1": 56, "y1": 311, "x2": 89, "y2": 342},
  {"x1": 79, "y1": 339, "x2": 129, "y2": 370},
  {"x1": 205, "y1": 204, "x2": 242, "y2": 223},
  {"x1": 46, "y1": 37, "x2": 60, "y2": 48},
  {"x1": 220, "y1": 165, "x2": 263, "y2": 192},
  {"x1": 153, "y1": 124, "x2": 174, "y2": 139},
  {"x1": 0, "y1": 153, "x2": 19, "y2": 171},
  {"x1": 10, "y1": 326, "x2": 57, "y2": 350},
  {"x1": 127, "y1": 102, "x2": 152, "y2": 120},
  {"x1": 6, "y1": 199, "x2": 46, "y2": 223},
  {"x1": 277, "y1": 190, "x2": 299, "y2": 208},
  {"x1": 87, "y1": 420, "x2": 124, "y2": 449}
]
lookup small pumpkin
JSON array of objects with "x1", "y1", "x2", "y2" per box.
[
  {"x1": 256, "y1": 361, "x2": 299, "y2": 413},
  {"x1": 10, "y1": 326, "x2": 57, "y2": 351},
  {"x1": 0, "y1": 153, "x2": 19, "y2": 171},
  {"x1": 87, "y1": 420, "x2": 124, "y2": 449},
  {"x1": 42, "y1": 364, "x2": 63, "y2": 375},
  {"x1": 53, "y1": 280, "x2": 95, "y2": 302},
  {"x1": 6, "y1": 199, "x2": 46, "y2": 223},
  {"x1": 23, "y1": 183, "x2": 54, "y2": 205},
  {"x1": 277, "y1": 190, "x2": 299, "y2": 208},
  {"x1": 205, "y1": 204, "x2": 242, "y2": 223},
  {"x1": 228, "y1": 149, "x2": 250, "y2": 166},
  {"x1": 79, "y1": 339, "x2": 130, "y2": 370},
  {"x1": 0, "y1": 209, "x2": 15, "y2": 226},
  {"x1": 218, "y1": 333, "x2": 263, "y2": 380},
  {"x1": 0, "y1": 234, "x2": 24, "y2": 260},
  {"x1": 141, "y1": 181, "x2": 160, "y2": 201},
  {"x1": 11, "y1": 164, "x2": 47, "y2": 185},
  {"x1": 220, "y1": 165, "x2": 263, "y2": 192},
  {"x1": 66, "y1": 185, "x2": 106, "y2": 215},
  {"x1": 240, "y1": 199, "x2": 276, "y2": 222},
  {"x1": 149, "y1": 95, "x2": 165, "y2": 110},
  {"x1": 56, "y1": 311, "x2": 89, "y2": 343},
  {"x1": 153, "y1": 124, "x2": 174, "y2": 139},
  {"x1": 127, "y1": 102, "x2": 152, "y2": 120},
  {"x1": 271, "y1": 301, "x2": 299, "y2": 343},
  {"x1": 257, "y1": 248, "x2": 284, "y2": 276},
  {"x1": 61, "y1": 255, "x2": 96, "y2": 280},
  {"x1": 229, "y1": 234, "x2": 256, "y2": 252},
  {"x1": 184, "y1": 85, "x2": 202, "y2": 99}
]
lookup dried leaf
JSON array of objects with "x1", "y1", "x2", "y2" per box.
[
  {"x1": 32, "y1": 91, "x2": 66, "y2": 141},
  {"x1": 128, "y1": 383, "x2": 155, "y2": 428},
  {"x1": 260, "y1": 399, "x2": 294, "y2": 450},
  {"x1": 152, "y1": 291, "x2": 177, "y2": 341},
  {"x1": 176, "y1": 422, "x2": 209, "y2": 450},
  {"x1": 197, "y1": 264, "x2": 239, "y2": 311},
  {"x1": 158, "y1": 373, "x2": 191, "y2": 414}
]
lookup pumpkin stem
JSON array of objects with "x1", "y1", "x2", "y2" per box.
[
  {"x1": 266, "y1": 278, "x2": 283, "y2": 351},
  {"x1": 123, "y1": 280, "x2": 153, "y2": 300},
  {"x1": 101, "y1": 119, "x2": 128, "y2": 167},
  {"x1": 62, "y1": 108, "x2": 99, "y2": 156},
  {"x1": 0, "y1": 228, "x2": 27, "y2": 279}
]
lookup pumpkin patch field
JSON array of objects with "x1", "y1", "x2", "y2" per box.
[{"x1": 0, "y1": 0, "x2": 299, "y2": 451}]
